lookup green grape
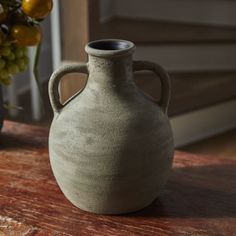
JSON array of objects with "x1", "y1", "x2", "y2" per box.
[
  {"x1": 23, "y1": 47, "x2": 28, "y2": 56},
  {"x1": 8, "y1": 64, "x2": 19, "y2": 74},
  {"x1": 0, "y1": 79, "x2": 5, "y2": 85},
  {"x1": 1, "y1": 69, "x2": 10, "y2": 78},
  {"x1": 0, "y1": 58, "x2": 6, "y2": 70},
  {"x1": 0, "y1": 43, "x2": 28, "y2": 81},
  {"x1": 1, "y1": 47, "x2": 11, "y2": 57},
  {"x1": 2, "y1": 42, "x2": 11, "y2": 47},
  {"x1": 15, "y1": 58, "x2": 25, "y2": 67},
  {"x1": 15, "y1": 58, "x2": 27, "y2": 71},
  {"x1": 14, "y1": 48, "x2": 24, "y2": 58},
  {"x1": 1, "y1": 76, "x2": 11, "y2": 86},
  {"x1": 23, "y1": 56, "x2": 29, "y2": 65},
  {"x1": 6, "y1": 52, "x2": 16, "y2": 61},
  {"x1": 0, "y1": 43, "x2": 29, "y2": 77}
]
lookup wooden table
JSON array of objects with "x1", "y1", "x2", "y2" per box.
[{"x1": 0, "y1": 121, "x2": 235, "y2": 236}]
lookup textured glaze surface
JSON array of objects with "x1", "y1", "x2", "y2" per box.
[
  {"x1": 49, "y1": 40, "x2": 174, "y2": 214},
  {"x1": 0, "y1": 121, "x2": 235, "y2": 235}
]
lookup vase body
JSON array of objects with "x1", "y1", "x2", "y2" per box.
[
  {"x1": 48, "y1": 39, "x2": 174, "y2": 214},
  {"x1": 0, "y1": 86, "x2": 4, "y2": 130}
]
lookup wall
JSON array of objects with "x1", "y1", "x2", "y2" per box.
[
  {"x1": 100, "y1": 0, "x2": 115, "y2": 23},
  {"x1": 114, "y1": 0, "x2": 236, "y2": 26},
  {"x1": 98, "y1": 0, "x2": 236, "y2": 146}
]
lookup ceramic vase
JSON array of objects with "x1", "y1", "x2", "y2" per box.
[{"x1": 48, "y1": 39, "x2": 174, "y2": 214}]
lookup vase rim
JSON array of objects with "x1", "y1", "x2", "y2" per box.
[{"x1": 85, "y1": 39, "x2": 135, "y2": 58}]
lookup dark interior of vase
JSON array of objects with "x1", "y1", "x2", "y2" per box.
[{"x1": 89, "y1": 40, "x2": 130, "y2": 50}]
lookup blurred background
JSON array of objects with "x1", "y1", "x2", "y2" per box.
[{"x1": 3, "y1": 0, "x2": 236, "y2": 159}]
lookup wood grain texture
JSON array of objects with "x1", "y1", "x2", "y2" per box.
[{"x1": 0, "y1": 121, "x2": 236, "y2": 235}]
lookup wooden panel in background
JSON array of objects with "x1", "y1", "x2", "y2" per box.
[
  {"x1": 59, "y1": 0, "x2": 100, "y2": 102},
  {"x1": 101, "y1": 17, "x2": 236, "y2": 45},
  {"x1": 59, "y1": 3, "x2": 236, "y2": 112},
  {"x1": 134, "y1": 71, "x2": 236, "y2": 116}
]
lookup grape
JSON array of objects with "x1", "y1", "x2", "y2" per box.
[
  {"x1": 23, "y1": 47, "x2": 28, "y2": 56},
  {"x1": 1, "y1": 69, "x2": 10, "y2": 78},
  {"x1": 6, "y1": 52, "x2": 16, "y2": 61},
  {"x1": 2, "y1": 42, "x2": 11, "y2": 47},
  {"x1": 15, "y1": 48, "x2": 24, "y2": 58},
  {"x1": 1, "y1": 47, "x2": 11, "y2": 57},
  {"x1": 8, "y1": 64, "x2": 19, "y2": 74},
  {"x1": 0, "y1": 58, "x2": 5, "y2": 69},
  {"x1": 15, "y1": 58, "x2": 25, "y2": 71},
  {"x1": 23, "y1": 56, "x2": 29, "y2": 65},
  {"x1": 1, "y1": 76, "x2": 11, "y2": 85},
  {"x1": 0, "y1": 43, "x2": 29, "y2": 85}
]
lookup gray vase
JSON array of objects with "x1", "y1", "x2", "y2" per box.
[
  {"x1": 48, "y1": 39, "x2": 174, "y2": 214},
  {"x1": 0, "y1": 86, "x2": 4, "y2": 130}
]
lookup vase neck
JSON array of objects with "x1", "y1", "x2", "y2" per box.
[
  {"x1": 87, "y1": 54, "x2": 133, "y2": 85},
  {"x1": 85, "y1": 39, "x2": 135, "y2": 86}
]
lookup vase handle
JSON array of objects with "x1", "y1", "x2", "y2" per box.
[
  {"x1": 48, "y1": 63, "x2": 89, "y2": 113},
  {"x1": 133, "y1": 61, "x2": 171, "y2": 114}
]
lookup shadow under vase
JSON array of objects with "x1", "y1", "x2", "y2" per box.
[{"x1": 127, "y1": 162, "x2": 236, "y2": 219}]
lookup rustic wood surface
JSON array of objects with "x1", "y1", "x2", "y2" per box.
[{"x1": 0, "y1": 121, "x2": 235, "y2": 235}]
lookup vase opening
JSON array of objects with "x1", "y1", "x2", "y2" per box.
[
  {"x1": 86, "y1": 39, "x2": 135, "y2": 57},
  {"x1": 89, "y1": 40, "x2": 130, "y2": 51}
]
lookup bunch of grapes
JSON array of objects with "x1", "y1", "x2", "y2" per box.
[
  {"x1": 0, "y1": 43, "x2": 28, "y2": 85},
  {"x1": 0, "y1": 0, "x2": 53, "y2": 86}
]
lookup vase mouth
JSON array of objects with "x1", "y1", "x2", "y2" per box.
[{"x1": 85, "y1": 39, "x2": 135, "y2": 58}]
